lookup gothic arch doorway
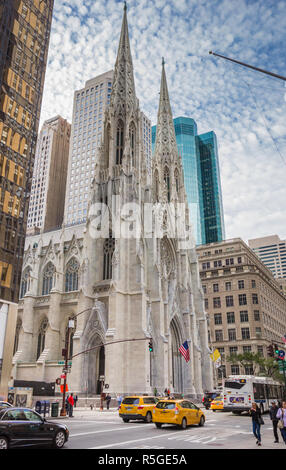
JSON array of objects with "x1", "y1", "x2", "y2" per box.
[
  {"x1": 170, "y1": 319, "x2": 183, "y2": 393},
  {"x1": 87, "y1": 335, "x2": 105, "y2": 395}
]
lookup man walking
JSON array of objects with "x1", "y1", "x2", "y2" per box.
[
  {"x1": 269, "y1": 401, "x2": 280, "y2": 443},
  {"x1": 68, "y1": 393, "x2": 74, "y2": 417},
  {"x1": 106, "y1": 393, "x2": 111, "y2": 410}
]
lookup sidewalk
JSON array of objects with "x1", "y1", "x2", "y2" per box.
[{"x1": 46, "y1": 406, "x2": 119, "y2": 420}]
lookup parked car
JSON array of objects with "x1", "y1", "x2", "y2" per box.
[
  {"x1": 202, "y1": 392, "x2": 221, "y2": 409},
  {"x1": 119, "y1": 396, "x2": 159, "y2": 423},
  {"x1": 0, "y1": 408, "x2": 69, "y2": 449},
  {"x1": 0, "y1": 402, "x2": 12, "y2": 411},
  {"x1": 152, "y1": 399, "x2": 205, "y2": 429}
]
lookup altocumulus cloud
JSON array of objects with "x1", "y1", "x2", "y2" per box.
[{"x1": 40, "y1": 0, "x2": 286, "y2": 242}]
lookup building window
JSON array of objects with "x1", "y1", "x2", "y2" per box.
[
  {"x1": 36, "y1": 318, "x2": 48, "y2": 360},
  {"x1": 243, "y1": 345, "x2": 252, "y2": 353},
  {"x1": 116, "y1": 120, "x2": 124, "y2": 165},
  {"x1": 244, "y1": 365, "x2": 254, "y2": 375},
  {"x1": 241, "y1": 327, "x2": 250, "y2": 340},
  {"x1": 251, "y1": 280, "x2": 256, "y2": 288},
  {"x1": 252, "y1": 294, "x2": 259, "y2": 304},
  {"x1": 226, "y1": 295, "x2": 234, "y2": 307},
  {"x1": 237, "y1": 257, "x2": 242, "y2": 264},
  {"x1": 231, "y1": 365, "x2": 240, "y2": 375},
  {"x1": 228, "y1": 329, "x2": 236, "y2": 341},
  {"x1": 213, "y1": 283, "x2": 219, "y2": 292},
  {"x1": 213, "y1": 297, "x2": 221, "y2": 308},
  {"x1": 239, "y1": 294, "x2": 247, "y2": 306},
  {"x1": 229, "y1": 346, "x2": 238, "y2": 355},
  {"x1": 238, "y1": 280, "x2": 244, "y2": 290},
  {"x1": 65, "y1": 258, "x2": 79, "y2": 292},
  {"x1": 214, "y1": 313, "x2": 222, "y2": 325},
  {"x1": 204, "y1": 298, "x2": 209, "y2": 309},
  {"x1": 202, "y1": 285, "x2": 207, "y2": 294},
  {"x1": 215, "y1": 330, "x2": 223, "y2": 342},
  {"x1": 227, "y1": 312, "x2": 235, "y2": 324},
  {"x1": 240, "y1": 311, "x2": 249, "y2": 323},
  {"x1": 225, "y1": 281, "x2": 231, "y2": 291},
  {"x1": 255, "y1": 327, "x2": 262, "y2": 337},
  {"x1": 214, "y1": 260, "x2": 222, "y2": 268},
  {"x1": 218, "y1": 365, "x2": 226, "y2": 378},
  {"x1": 202, "y1": 262, "x2": 210, "y2": 270},
  {"x1": 42, "y1": 262, "x2": 55, "y2": 295},
  {"x1": 20, "y1": 267, "x2": 31, "y2": 298},
  {"x1": 257, "y1": 345, "x2": 264, "y2": 356},
  {"x1": 254, "y1": 310, "x2": 260, "y2": 321},
  {"x1": 225, "y1": 258, "x2": 234, "y2": 265},
  {"x1": 103, "y1": 235, "x2": 115, "y2": 280},
  {"x1": 217, "y1": 347, "x2": 225, "y2": 359},
  {"x1": 129, "y1": 122, "x2": 136, "y2": 167}
]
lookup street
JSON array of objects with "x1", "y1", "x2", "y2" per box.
[{"x1": 49, "y1": 407, "x2": 286, "y2": 450}]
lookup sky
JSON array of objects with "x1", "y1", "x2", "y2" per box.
[{"x1": 40, "y1": 0, "x2": 286, "y2": 244}]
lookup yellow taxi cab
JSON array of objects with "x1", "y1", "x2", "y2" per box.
[
  {"x1": 119, "y1": 396, "x2": 159, "y2": 423},
  {"x1": 210, "y1": 396, "x2": 224, "y2": 412},
  {"x1": 152, "y1": 399, "x2": 205, "y2": 429}
]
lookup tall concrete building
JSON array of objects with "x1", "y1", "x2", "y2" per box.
[
  {"x1": 27, "y1": 116, "x2": 71, "y2": 235},
  {"x1": 248, "y1": 235, "x2": 286, "y2": 280},
  {"x1": 64, "y1": 72, "x2": 114, "y2": 226},
  {"x1": 152, "y1": 116, "x2": 225, "y2": 246},
  {"x1": 0, "y1": 0, "x2": 54, "y2": 396},
  {"x1": 197, "y1": 238, "x2": 286, "y2": 385},
  {"x1": 13, "y1": 5, "x2": 212, "y2": 398},
  {"x1": 64, "y1": 72, "x2": 152, "y2": 226}
]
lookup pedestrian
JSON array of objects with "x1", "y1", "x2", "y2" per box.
[
  {"x1": 74, "y1": 395, "x2": 78, "y2": 408},
  {"x1": 164, "y1": 388, "x2": 168, "y2": 396},
  {"x1": 249, "y1": 402, "x2": 263, "y2": 446},
  {"x1": 65, "y1": 394, "x2": 69, "y2": 412},
  {"x1": 106, "y1": 393, "x2": 111, "y2": 410},
  {"x1": 276, "y1": 401, "x2": 286, "y2": 445},
  {"x1": 117, "y1": 394, "x2": 122, "y2": 409},
  {"x1": 68, "y1": 393, "x2": 74, "y2": 417},
  {"x1": 269, "y1": 401, "x2": 280, "y2": 443}
]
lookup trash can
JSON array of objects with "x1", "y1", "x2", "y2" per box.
[{"x1": 51, "y1": 402, "x2": 59, "y2": 417}]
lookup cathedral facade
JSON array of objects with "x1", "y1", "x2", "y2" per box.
[{"x1": 13, "y1": 5, "x2": 213, "y2": 397}]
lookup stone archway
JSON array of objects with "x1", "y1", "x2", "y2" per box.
[
  {"x1": 87, "y1": 335, "x2": 105, "y2": 395},
  {"x1": 170, "y1": 318, "x2": 183, "y2": 393}
]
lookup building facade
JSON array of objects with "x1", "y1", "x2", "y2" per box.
[
  {"x1": 27, "y1": 116, "x2": 71, "y2": 234},
  {"x1": 197, "y1": 238, "x2": 286, "y2": 384},
  {"x1": 152, "y1": 116, "x2": 225, "y2": 246},
  {"x1": 249, "y1": 235, "x2": 286, "y2": 280},
  {"x1": 0, "y1": 0, "x2": 54, "y2": 395},
  {"x1": 13, "y1": 6, "x2": 213, "y2": 398}
]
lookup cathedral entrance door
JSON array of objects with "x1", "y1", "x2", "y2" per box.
[
  {"x1": 87, "y1": 335, "x2": 105, "y2": 395},
  {"x1": 170, "y1": 320, "x2": 183, "y2": 393}
]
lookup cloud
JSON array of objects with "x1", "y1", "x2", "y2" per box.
[{"x1": 40, "y1": 0, "x2": 286, "y2": 243}]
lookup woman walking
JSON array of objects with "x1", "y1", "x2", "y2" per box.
[
  {"x1": 276, "y1": 401, "x2": 286, "y2": 445},
  {"x1": 249, "y1": 402, "x2": 263, "y2": 446}
]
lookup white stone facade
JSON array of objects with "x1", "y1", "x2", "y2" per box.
[{"x1": 13, "y1": 6, "x2": 213, "y2": 398}]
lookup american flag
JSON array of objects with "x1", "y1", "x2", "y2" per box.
[
  {"x1": 179, "y1": 341, "x2": 190, "y2": 363},
  {"x1": 282, "y1": 335, "x2": 286, "y2": 345}
]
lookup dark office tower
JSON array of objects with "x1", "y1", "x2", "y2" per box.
[{"x1": 0, "y1": 0, "x2": 54, "y2": 303}]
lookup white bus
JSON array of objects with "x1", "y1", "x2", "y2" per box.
[{"x1": 222, "y1": 375, "x2": 286, "y2": 414}]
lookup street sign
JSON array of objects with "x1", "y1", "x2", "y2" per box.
[
  {"x1": 58, "y1": 361, "x2": 72, "y2": 366},
  {"x1": 278, "y1": 359, "x2": 286, "y2": 374}
]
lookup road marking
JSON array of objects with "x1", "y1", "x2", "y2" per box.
[
  {"x1": 70, "y1": 424, "x2": 149, "y2": 438},
  {"x1": 89, "y1": 429, "x2": 199, "y2": 449}
]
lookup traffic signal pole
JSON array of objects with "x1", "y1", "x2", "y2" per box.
[{"x1": 209, "y1": 51, "x2": 286, "y2": 82}]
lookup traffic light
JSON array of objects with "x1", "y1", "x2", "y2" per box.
[
  {"x1": 267, "y1": 344, "x2": 274, "y2": 357},
  {"x1": 148, "y1": 339, "x2": 153, "y2": 352},
  {"x1": 274, "y1": 344, "x2": 280, "y2": 356}
]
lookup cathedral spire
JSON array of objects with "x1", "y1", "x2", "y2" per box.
[
  {"x1": 154, "y1": 59, "x2": 178, "y2": 158},
  {"x1": 109, "y1": 2, "x2": 137, "y2": 113}
]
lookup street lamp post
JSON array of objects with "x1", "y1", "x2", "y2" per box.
[{"x1": 60, "y1": 318, "x2": 75, "y2": 416}]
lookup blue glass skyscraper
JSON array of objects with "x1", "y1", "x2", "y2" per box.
[{"x1": 152, "y1": 116, "x2": 225, "y2": 245}]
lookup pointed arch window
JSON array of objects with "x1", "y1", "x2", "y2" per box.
[
  {"x1": 20, "y1": 267, "x2": 31, "y2": 298},
  {"x1": 164, "y1": 167, "x2": 170, "y2": 202},
  {"x1": 65, "y1": 258, "x2": 79, "y2": 292},
  {"x1": 42, "y1": 262, "x2": 55, "y2": 295},
  {"x1": 174, "y1": 168, "x2": 179, "y2": 194},
  {"x1": 13, "y1": 319, "x2": 22, "y2": 356},
  {"x1": 103, "y1": 235, "x2": 115, "y2": 280},
  {"x1": 129, "y1": 122, "x2": 136, "y2": 167},
  {"x1": 37, "y1": 318, "x2": 48, "y2": 360},
  {"x1": 116, "y1": 120, "x2": 124, "y2": 165}
]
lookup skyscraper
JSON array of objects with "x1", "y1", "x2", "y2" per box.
[
  {"x1": 27, "y1": 116, "x2": 71, "y2": 234},
  {"x1": 152, "y1": 116, "x2": 225, "y2": 246},
  {"x1": 0, "y1": 0, "x2": 54, "y2": 303},
  {"x1": 0, "y1": 0, "x2": 54, "y2": 394},
  {"x1": 248, "y1": 235, "x2": 286, "y2": 279}
]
